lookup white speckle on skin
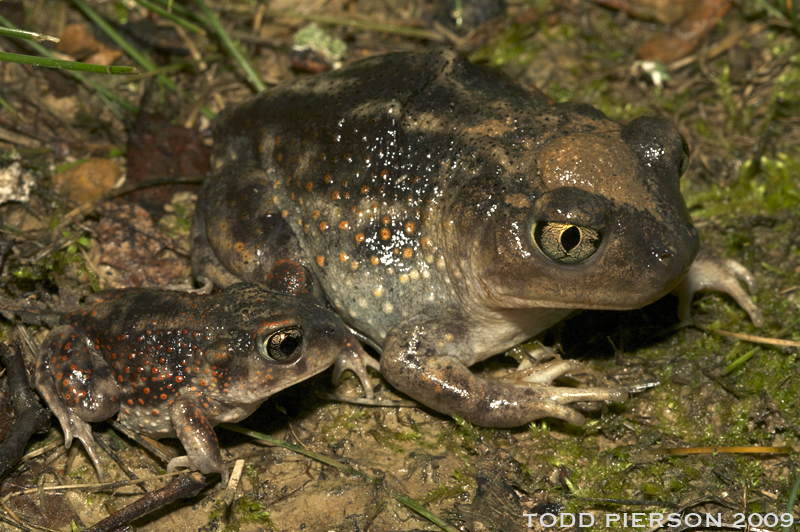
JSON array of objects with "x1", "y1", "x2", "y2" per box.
[
  {"x1": 436, "y1": 257, "x2": 446, "y2": 270},
  {"x1": 358, "y1": 298, "x2": 367, "y2": 307},
  {"x1": 382, "y1": 302, "x2": 394, "y2": 314}
]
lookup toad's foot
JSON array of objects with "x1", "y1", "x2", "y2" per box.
[
  {"x1": 381, "y1": 323, "x2": 627, "y2": 428},
  {"x1": 332, "y1": 329, "x2": 380, "y2": 398},
  {"x1": 675, "y1": 251, "x2": 763, "y2": 327},
  {"x1": 167, "y1": 455, "x2": 227, "y2": 484}
]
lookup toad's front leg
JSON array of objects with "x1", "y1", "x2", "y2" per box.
[
  {"x1": 379, "y1": 320, "x2": 626, "y2": 428},
  {"x1": 168, "y1": 395, "x2": 228, "y2": 483}
]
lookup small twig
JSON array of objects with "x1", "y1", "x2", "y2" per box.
[
  {"x1": 0, "y1": 471, "x2": 188, "y2": 505},
  {"x1": 0, "y1": 512, "x2": 38, "y2": 532},
  {"x1": 83, "y1": 472, "x2": 208, "y2": 532},
  {"x1": 107, "y1": 419, "x2": 174, "y2": 465},
  {"x1": 714, "y1": 329, "x2": 800, "y2": 348}
]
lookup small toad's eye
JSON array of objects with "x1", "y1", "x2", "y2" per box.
[
  {"x1": 533, "y1": 222, "x2": 601, "y2": 264},
  {"x1": 263, "y1": 327, "x2": 303, "y2": 361}
]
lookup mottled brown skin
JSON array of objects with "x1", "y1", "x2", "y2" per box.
[
  {"x1": 36, "y1": 276, "x2": 345, "y2": 482},
  {"x1": 192, "y1": 49, "x2": 757, "y2": 428}
]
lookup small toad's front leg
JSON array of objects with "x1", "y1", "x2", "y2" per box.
[
  {"x1": 380, "y1": 320, "x2": 627, "y2": 428},
  {"x1": 168, "y1": 395, "x2": 228, "y2": 483}
]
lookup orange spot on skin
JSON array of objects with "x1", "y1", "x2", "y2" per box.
[
  {"x1": 143, "y1": 387, "x2": 150, "y2": 394},
  {"x1": 152, "y1": 409, "x2": 159, "y2": 416},
  {"x1": 319, "y1": 221, "x2": 328, "y2": 231},
  {"x1": 380, "y1": 228, "x2": 391, "y2": 240},
  {"x1": 403, "y1": 248, "x2": 414, "y2": 258},
  {"x1": 317, "y1": 255, "x2": 325, "y2": 267},
  {"x1": 405, "y1": 222, "x2": 416, "y2": 234},
  {"x1": 339, "y1": 220, "x2": 349, "y2": 230},
  {"x1": 312, "y1": 210, "x2": 320, "y2": 219},
  {"x1": 332, "y1": 190, "x2": 341, "y2": 200},
  {"x1": 382, "y1": 216, "x2": 391, "y2": 225},
  {"x1": 355, "y1": 233, "x2": 365, "y2": 243},
  {"x1": 340, "y1": 253, "x2": 349, "y2": 262},
  {"x1": 138, "y1": 398, "x2": 145, "y2": 405},
  {"x1": 324, "y1": 174, "x2": 334, "y2": 184},
  {"x1": 371, "y1": 256, "x2": 380, "y2": 265},
  {"x1": 305, "y1": 182, "x2": 314, "y2": 192},
  {"x1": 360, "y1": 185, "x2": 370, "y2": 195}
]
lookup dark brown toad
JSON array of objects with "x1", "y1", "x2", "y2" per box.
[{"x1": 192, "y1": 49, "x2": 761, "y2": 428}]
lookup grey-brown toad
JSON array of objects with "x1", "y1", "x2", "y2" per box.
[
  {"x1": 36, "y1": 263, "x2": 348, "y2": 482},
  {"x1": 192, "y1": 49, "x2": 761, "y2": 428}
]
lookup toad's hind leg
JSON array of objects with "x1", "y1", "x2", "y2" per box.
[
  {"x1": 192, "y1": 161, "x2": 309, "y2": 290},
  {"x1": 380, "y1": 322, "x2": 627, "y2": 428},
  {"x1": 35, "y1": 326, "x2": 120, "y2": 479}
]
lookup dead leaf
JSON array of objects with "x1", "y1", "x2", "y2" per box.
[
  {"x1": 57, "y1": 23, "x2": 101, "y2": 56},
  {"x1": 637, "y1": 0, "x2": 732, "y2": 63},
  {"x1": 52, "y1": 158, "x2": 121, "y2": 204}
]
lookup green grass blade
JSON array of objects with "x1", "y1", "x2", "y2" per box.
[
  {"x1": 193, "y1": 0, "x2": 266, "y2": 92},
  {"x1": 71, "y1": 0, "x2": 214, "y2": 118},
  {"x1": 72, "y1": 0, "x2": 159, "y2": 73},
  {"x1": 133, "y1": 0, "x2": 205, "y2": 35},
  {"x1": 0, "y1": 51, "x2": 138, "y2": 73},
  {"x1": 0, "y1": 13, "x2": 138, "y2": 115},
  {"x1": 784, "y1": 469, "x2": 800, "y2": 532},
  {"x1": 0, "y1": 26, "x2": 59, "y2": 42}
]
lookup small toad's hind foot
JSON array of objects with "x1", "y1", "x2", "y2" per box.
[
  {"x1": 35, "y1": 327, "x2": 114, "y2": 480},
  {"x1": 35, "y1": 371, "x2": 107, "y2": 480}
]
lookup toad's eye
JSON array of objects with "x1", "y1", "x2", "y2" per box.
[
  {"x1": 533, "y1": 222, "x2": 601, "y2": 264},
  {"x1": 263, "y1": 327, "x2": 303, "y2": 361}
]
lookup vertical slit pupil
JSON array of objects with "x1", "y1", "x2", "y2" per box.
[{"x1": 561, "y1": 226, "x2": 581, "y2": 252}]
